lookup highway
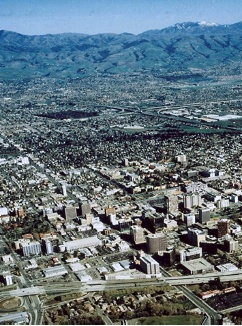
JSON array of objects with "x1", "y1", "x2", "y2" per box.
[
  {"x1": 159, "y1": 266, "x2": 221, "y2": 325},
  {"x1": 3, "y1": 268, "x2": 242, "y2": 324},
  {"x1": 4, "y1": 268, "x2": 242, "y2": 298},
  {"x1": 177, "y1": 285, "x2": 220, "y2": 325},
  {"x1": 3, "y1": 274, "x2": 223, "y2": 324}
]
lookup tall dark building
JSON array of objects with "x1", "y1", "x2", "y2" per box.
[
  {"x1": 162, "y1": 247, "x2": 176, "y2": 267},
  {"x1": 217, "y1": 219, "x2": 230, "y2": 238}
]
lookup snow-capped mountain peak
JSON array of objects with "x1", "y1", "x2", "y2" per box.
[{"x1": 198, "y1": 21, "x2": 219, "y2": 27}]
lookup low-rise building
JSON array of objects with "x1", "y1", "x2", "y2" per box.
[
  {"x1": 43, "y1": 265, "x2": 68, "y2": 278},
  {"x1": 180, "y1": 258, "x2": 214, "y2": 275},
  {"x1": 64, "y1": 236, "x2": 101, "y2": 252}
]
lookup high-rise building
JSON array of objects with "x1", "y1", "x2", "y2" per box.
[
  {"x1": 200, "y1": 241, "x2": 217, "y2": 254},
  {"x1": 180, "y1": 247, "x2": 202, "y2": 262},
  {"x1": 130, "y1": 226, "x2": 145, "y2": 245},
  {"x1": 224, "y1": 237, "x2": 238, "y2": 253},
  {"x1": 146, "y1": 233, "x2": 167, "y2": 254},
  {"x1": 176, "y1": 154, "x2": 186, "y2": 163},
  {"x1": 165, "y1": 195, "x2": 179, "y2": 216},
  {"x1": 1, "y1": 272, "x2": 13, "y2": 286},
  {"x1": 64, "y1": 206, "x2": 77, "y2": 220},
  {"x1": 21, "y1": 241, "x2": 42, "y2": 257},
  {"x1": 198, "y1": 208, "x2": 210, "y2": 224},
  {"x1": 124, "y1": 158, "x2": 129, "y2": 167},
  {"x1": 80, "y1": 202, "x2": 91, "y2": 217},
  {"x1": 45, "y1": 240, "x2": 53, "y2": 255},
  {"x1": 187, "y1": 228, "x2": 206, "y2": 246},
  {"x1": 105, "y1": 206, "x2": 116, "y2": 217},
  {"x1": 85, "y1": 213, "x2": 94, "y2": 225},
  {"x1": 184, "y1": 213, "x2": 196, "y2": 226},
  {"x1": 217, "y1": 199, "x2": 230, "y2": 209},
  {"x1": 183, "y1": 193, "x2": 203, "y2": 209},
  {"x1": 140, "y1": 256, "x2": 160, "y2": 275},
  {"x1": 162, "y1": 247, "x2": 176, "y2": 267},
  {"x1": 16, "y1": 207, "x2": 25, "y2": 217},
  {"x1": 62, "y1": 185, "x2": 67, "y2": 197},
  {"x1": 217, "y1": 219, "x2": 230, "y2": 238},
  {"x1": 230, "y1": 194, "x2": 238, "y2": 203}
]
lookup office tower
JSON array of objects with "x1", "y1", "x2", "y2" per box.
[
  {"x1": 21, "y1": 241, "x2": 42, "y2": 257},
  {"x1": 184, "y1": 213, "x2": 195, "y2": 226},
  {"x1": 45, "y1": 239, "x2": 53, "y2": 255},
  {"x1": 105, "y1": 206, "x2": 116, "y2": 217},
  {"x1": 198, "y1": 208, "x2": 210, "y2": 224},
  {"x1": 130, "y1": 225, "x2": 145, "y2": 245},
  {"x1": 176, "y1": 154, "x2": 186, "y2": 163},
  {"x1": 217, "y1": 219, "x2": 230, "y2": 238},
  {"x1": 187, "y1": 228, "x2": 206, "y2": 246},
  {"x1": 217, "y1": 199, "x2": 230, "y2": 209},
  {"x1": 64, "y1": 206, "x2": 77, "y2": 220},
  {"x1": 85, "y1": 213, "x2": 94, "y2": 225},
  {"x1": 180, "y1": 247, "x2": 202, "y2": 262},
  {"x1": 165, "y1": 195, "x2": 179, "y2": 216},
  {"x1": 16, "y1": 207, "x2": 25, "y2": 217},
  {"x1": 183, "y1": 193, "x2": 202, "y2": 209},
  {"x1": 62, "y1": 185, "x2": 67, "y2": 197},
  {"x1": 140, "y1": 256, "x2": 160, "y2": 275},
  {"x1": 80, "y1": 202, "x2": 91, "y2": 217},
  {"x1": 230, "y1": 194, "x2": 238, "y2": 203},
  {"x1": 162, "y1": 247, "x2": 176, "y2": 267},
  {"x1": 124, "y1": 158, "x2": 129, "y2": 167},
  {"x1": 146, "y1": 233, "x2": 167, "y2": 254},
  {"x1": 1, "y1": 272, "x2": 13, "y2": 286},
  {"x1": 224, "y1": 237, "x2": 238, "y2": 253},
  {"x1": 200, "y1": 241, "x2": 217, "y2": 255}
]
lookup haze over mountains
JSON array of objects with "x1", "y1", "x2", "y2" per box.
[{"x1": 0, "y1": 21, "x2": 242, "y2": 79}]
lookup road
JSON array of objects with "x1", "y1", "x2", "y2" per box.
[
  {"x1": 2, "y1": 266, "x2": 242, "y2": 324},
  {"x1": 220, "y1": 304, "x2": 242, "y2": 314},
  {"x1": 177, "y1": 285, "x2": 220, "y2": 325},
  {"x1": 159, "y1": 266, "x2": 221, "y2": 325},
  {"x1": 1, "y1": 234, "x2": 44, "y2": 325}
]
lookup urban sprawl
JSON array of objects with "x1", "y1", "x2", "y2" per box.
[{"x1": 1, "y1": 73, "x2": 242, "y2": 324}]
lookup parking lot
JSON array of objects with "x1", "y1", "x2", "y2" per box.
[{"x1": 207, "y1": 292, "x2": 242, "y2": 311}]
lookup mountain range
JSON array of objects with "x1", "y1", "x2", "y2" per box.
[{"x1": 1, "y1": 21, "x2": 242, "y2": 79}]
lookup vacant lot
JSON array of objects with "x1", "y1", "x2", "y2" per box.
[{"x1": 128, "y1": 315, "x2": 204, "y2": 325}]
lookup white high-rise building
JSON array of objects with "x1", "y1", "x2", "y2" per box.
[
  {"x1": 176, "y1": 154, "x2": 186, "y2": 163},
  {"x1": 183, "y1": 193, "x2": 203, "y2": 209},
  {"x1": 20, "y1": 241, "x2": 42, "y2": 257},
  {"x1": 2, "y1": 272, "x2": 13, "y2": 286},
  {"x1": 140, "y1": 256, "x2": 160, "y2": 275},
  {"x1": 45, "y1": 240, "x2": 53, "y2": 255},
  {"x1": 62, "y1": 185, "x2": 67, "y2": 197}
]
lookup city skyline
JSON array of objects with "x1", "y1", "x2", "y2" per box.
[{"x1": 0, "y1": 0, "x2": 242, "y2": 35}]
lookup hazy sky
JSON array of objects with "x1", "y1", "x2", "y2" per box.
[{"x1": 0, "y1": 0, "x2": 242, "y2": 35}]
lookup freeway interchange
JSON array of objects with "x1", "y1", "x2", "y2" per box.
[
  {"x1": 2, "y1": 268, "x2": 242, "y2": 299},
  {"x1": 1, "y1": 269, "x2": 242, "y2": 324}
]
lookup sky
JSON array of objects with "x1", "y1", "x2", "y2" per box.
[{"x1": 0, "y1": 0, "x2": 242, "y2": 35}]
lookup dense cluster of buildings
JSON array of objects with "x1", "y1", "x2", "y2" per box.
[
  {"x1": 0, "y1": 74, "x2": 242, "y2": 324},
  {"x1": 0, "y1": 141, "x2": 242, "y2": 283}
]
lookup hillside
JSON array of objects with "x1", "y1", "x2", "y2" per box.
[{"x1": 0, "y1": 21, "x2": 242, "y2": 79}]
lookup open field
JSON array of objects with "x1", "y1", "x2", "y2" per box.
[{"x1": 128, "y1": 315, "x2": 204, "y2": 325}]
